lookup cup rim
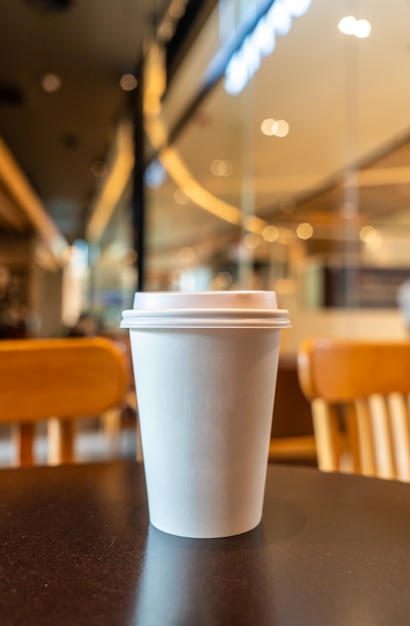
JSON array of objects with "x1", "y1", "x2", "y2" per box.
[{"x1": 120, "y1": 307, "x2": 291, "y2": 329}]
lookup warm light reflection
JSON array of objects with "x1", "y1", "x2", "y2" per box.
[
  {"x1": 243, "y1": 215, "x2": 268, "y2": 234},
  {"x1": 273, "y1": 120, "x2": 290, "y2": 137},
  {"x1": 144, "y1": 44, "x2": 167, "y2": 117},
  {"x1": 120, "y1": 74, "x2": 138, "y2": 91},
  {"x1": 296, "y1": 222, "x2": 313, "y2": 239},
  {"x1": 41, "y1": 73, "x2": 62, "y2": 93},
  {"x1": 214, "y1": 271, "x2": 233, "y2": 289},
  {"x1": 87, "y1": 121, "x2": 134, "y2": 242},
  {"x1": 263, "y1": 225, "x2": 279, "y2": 242},
  {"x1": 261, "y1": 118, "x2": 289, "y2": 137},
  {"x1": 157, "y1": 0, "x2": 188, "y2": 42},
  {"x1": 91, "y1": 160, "x2": 108, "y2": 178},
  {"x1": 0, "y1": 137, "x2": 68, "y2": 266},
  {"x1": 360, "y1": 225, "x2": 379, "y2": 243},
  {"x1": 210, "y1": 159, "x2": 233, "y2": 176},
  {"x1": 160, "y1": 148, "x2": 244, "y2": 226},
  {"x1": 244, "y1": 233, "x2": 261, "y2": 249},
  {"x1": 143, "y1": 41, "x2": 268, "y2": 234}
]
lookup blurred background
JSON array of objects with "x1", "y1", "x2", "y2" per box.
[{"x1": 1, "y1": 0, "x2": 410, "y2": 350}]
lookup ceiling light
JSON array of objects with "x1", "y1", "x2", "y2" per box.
[
  {"x1": 272, "y1": 119, "x2": 289, "y2": 137},
  {"x1": 269, "y1": 0, "x2": 292, "y2": 37},
  {"x1": 261, "y1": 118, "x2": 289, "y2": 137},
  {"x1": 296, "y1": 223, "x2": 313, "y2": 239},
  {"x1": 41, "y1": 73, "x2": 62, "y2": 93},
  {"x1": 261, "y1": 118, "x2": 275, "y2": 136},
  {"x1": 120, "y1": 74, "x2": 138, "y2": 91},
  {"x1": 244, "y1": 233, "x2": 261, "y2": 249},
  {"x1": 210, "y1": 159, "x2": 233, "y2": 176},
  {"x1": 355, "y1": 19, "x2": 371, "y2": 38},
  {"x1": 263, "y1": 225, "x2": 279, "y2": 242},
  {"x1": 360, "y1": 225, "x2": 379, "y2": 243},
  {"x1": 224, "y1": 0, "x2": 313, "y2": 95},
  {"x1": 338, "y1": 16, "x2": 371, "y2": 38},
  {"x1": 338, "y1": 16, "x2": 356, "y2": 35}
]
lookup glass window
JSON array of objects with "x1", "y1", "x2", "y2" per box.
[{"x1": 143, "y1": 0, "x2": 410, "y2": 345}]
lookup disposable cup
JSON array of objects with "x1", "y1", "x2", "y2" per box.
[{"x1": 120, "y1": 291, "x2": 291, "y2": 538}]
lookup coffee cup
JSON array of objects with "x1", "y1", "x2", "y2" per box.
[{"x1": 120, "y1": 291, "x2": 290, "y2": 538}]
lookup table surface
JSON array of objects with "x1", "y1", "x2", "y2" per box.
[{"x1": 0, "y1": 460, "x2": 409, "y2": 626}]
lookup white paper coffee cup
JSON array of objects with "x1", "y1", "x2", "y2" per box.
[{"x1": 121, "y1": 291, "x2": 290, "y2": 538}]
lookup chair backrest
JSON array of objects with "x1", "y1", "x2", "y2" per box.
[
  {"x1": 0, "y1": 336, "x2": 129, "y2": 466},
  {"x1": 297, "y1": 337, "x2": 410, "y2": 481}
]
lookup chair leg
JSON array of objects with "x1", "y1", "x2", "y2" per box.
[
  {"x1": 101, "y1": 408, "x2": 121, "y2": 457},
  {"x1": 14, "y1": 422, "x2": 35, "y2": 467},
  {"x1": 311, "y1": 399, "x2": 340, "y2": 472},
  {"x1": 48, "y1": 418, "x2": 75, "y2": 465},
  {"x1": 354, "y1": 399, "x2": 377, "y2": 477}
]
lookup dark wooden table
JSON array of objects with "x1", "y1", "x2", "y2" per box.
[{"x1": 0, "y1": 460, "x2": 409, "y2": 625}]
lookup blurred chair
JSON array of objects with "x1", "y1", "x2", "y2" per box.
[
  {"x1": 297, "y1": 337, "x2": 410, "y2": 481},
  {"x1": 0, "y1": 336, "x2": 129, "y2": 467}
]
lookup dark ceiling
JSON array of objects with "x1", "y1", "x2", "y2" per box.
[{"x1": 0, "y1": 0, "x2": 171, "y2": 243}]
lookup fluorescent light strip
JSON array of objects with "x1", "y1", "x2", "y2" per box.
[{"x1": 225, "y1": 0, "x2": 313, "y2": 95}]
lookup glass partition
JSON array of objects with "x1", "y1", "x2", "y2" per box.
[{"x1": 143, "y1": 0, "x2": 410, "y2": 347}]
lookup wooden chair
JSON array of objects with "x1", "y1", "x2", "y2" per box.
[
  {"x1": 297, "y1": 337, "x2": 410, "y2": 481},
  {"x1": 0, "y1": 336, "x2": 129, "y2": 467}
]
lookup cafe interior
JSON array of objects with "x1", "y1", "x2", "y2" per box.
[
  {"x1": 1, "y1": 0, "x2": 410, "y2": 465},
  {"x1": 2, "y1": 1, "x2": 410, "y2": 623}
]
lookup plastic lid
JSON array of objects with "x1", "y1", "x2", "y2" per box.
[
  {"x1": 133, "y1": 290, "x2": 277, "y2": 310},
  {"x1": 120, "y1": 291, "x2": 291, "y2": 329}
]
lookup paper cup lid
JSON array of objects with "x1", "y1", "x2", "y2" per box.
[{"x1": 120, "y1": 291, "x2": 291, "y2": 329}]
